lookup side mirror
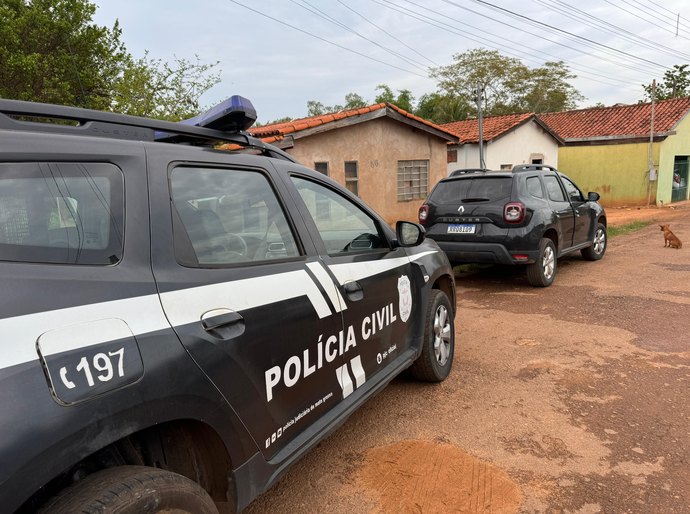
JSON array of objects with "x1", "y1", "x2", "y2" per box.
[
  {"x1": 394, "y1": 221, "x2": 426, "y2": 247},
  {"x1": 587, "y1": 192, "x2": 600, "y2": 202}
]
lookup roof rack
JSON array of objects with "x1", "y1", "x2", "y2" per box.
[
  {"x1": 512, "y1": 164, "x2": 558, "y2": 173},
  {"x1": 449, "y1": 168, "x2": 491, "y2": 177},
  {"x1": 0, "y1": 98, "x2": 296, "y2": 163}
]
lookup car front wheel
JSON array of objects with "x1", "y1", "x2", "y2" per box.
[
  {"x1": 409, "y1": 289, "x2": 455, "y2": 382},
  {"x1": 527, "y1": 238, "x2": 557, "y2": 287},
  {"x1": 581, "y1": 222, "x2": 607, "y2": 261}
]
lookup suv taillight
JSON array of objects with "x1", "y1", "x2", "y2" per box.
[
  {"x1": 418, "y1": 204, "x2": 429, "y2": 224},
  {"x1": 504, "y1": 202, "x2": 525, "y2": 223}
]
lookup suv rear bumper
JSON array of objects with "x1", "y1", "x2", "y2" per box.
[{"x1": 435, "y1": 241, "x2": 538, "y2": 265}]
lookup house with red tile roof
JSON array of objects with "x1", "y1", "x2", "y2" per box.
[
  {"x1": 540, "y1": 98, "x2": 690, "y2": 206},
  {"x1": 244, "y1": 103, "x2": 457, "y2": 224},
  {"x1": 441, "y1": 113, "x2": 563, "y2": 173}
]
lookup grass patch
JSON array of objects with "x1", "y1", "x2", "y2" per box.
[{"x1": 608, "y1": 220, "x2": 653, "y2": 237}]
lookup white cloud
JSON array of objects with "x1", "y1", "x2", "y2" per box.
[{"x1": 92, "y1": 0, "x2": 690, "y2": 120}]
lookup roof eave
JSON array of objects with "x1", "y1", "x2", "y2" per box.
[{"x1": 563, "y1": 131, "x2": 674, "y2": 143}]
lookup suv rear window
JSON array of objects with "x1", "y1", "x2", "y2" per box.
[
  {"x1": 0, "y1": 162, "x2": 124, "y2": 265},
  {"x1": 430, "y1": 177, "x2": 513, "y2": 204}
]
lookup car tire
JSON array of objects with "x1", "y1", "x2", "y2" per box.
[
  {"x1": 526, "y1": 238, "x2": 557, "y2": 287},
  {"x1": 409, "y1": 289, "x2": 455, "y2": 382},
  {"x1": 38, "y1": 465, "x2": 219, "y2": 514},
  {"x1": 581, "y1": 222, "x2": 607, "y2": 261}
]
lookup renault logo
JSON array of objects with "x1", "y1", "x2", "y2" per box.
[{"x1": 457, "y1": 205, "x2": 465, "y2": 213}]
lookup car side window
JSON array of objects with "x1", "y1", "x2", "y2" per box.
[
  {"x1": 543, "y1": 175, "x2": 566, "y2": 202},
  {"x1": 0, "y1": 162, "x2": 124, "y2": 265},
  {"x1": 170, "y1": 167, "x2": 300, "y2": 267},
  {"x1": 526, "y1": 176, "x2": 544, "y2": 199},
  {"x1": 290, "y1": 176, "x2": 388, "y2": 255},
  {"x1": 560, "y1": 176, "x2": 584, "y2": 202}
]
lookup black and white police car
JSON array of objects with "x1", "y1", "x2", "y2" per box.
[{"x1": 0, "y1": 97, "x2": 456, "y2": 513}]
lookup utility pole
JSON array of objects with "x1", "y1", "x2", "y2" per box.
[
  {"x1": 647, "y1": 79, "x2": 657, "y2": 207},
  {"x1": 474, "y1": 83, "x2": 486, "y2": 169}
]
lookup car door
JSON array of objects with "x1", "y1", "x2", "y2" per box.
[
  {"x1": 543, "y1": 174, "x2": 575, "y2": 250},
  {"x1": 284, "y1": 172, "x2": 420, "y2": 403},
  {"x1": 147, "y1": 147, "x2": 345, "y2": 459},
  {"x1": 560, "y1": 174, "x2": 593, "y2": 246}
]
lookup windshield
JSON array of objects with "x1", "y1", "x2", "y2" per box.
[{"x1": 430, "y1": 177, "x2": 513, "y2": 204}]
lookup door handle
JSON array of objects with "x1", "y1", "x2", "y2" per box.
[
  {"x1": 343, "y1": 280, "x2": 364, "y2": 301},
  {"x1": 201, "y1": 308, "x2": 245, "y2": 339}
]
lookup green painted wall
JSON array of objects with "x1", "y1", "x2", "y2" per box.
[
  {"x1": 658, "y1": 113, "x2": 690, "y2": 205},
  {"x1": 556, "y1": 142, "x2": 659, "y2": 207},
  {"x1": 555, "y1": 111, "x2": 690, "y2": 207}
]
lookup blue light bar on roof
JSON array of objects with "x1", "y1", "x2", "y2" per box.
[{"x1": 181, "y1": 95, "x2": 257, "y2": 132}]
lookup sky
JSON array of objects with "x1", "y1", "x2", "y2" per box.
[{"x1": 92, "y1": 0, "x2": 690, "y2": 123}]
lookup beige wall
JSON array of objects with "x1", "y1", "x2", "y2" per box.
[{"x1": 285, "y1": 117, "x2": 449, "y2": 225}]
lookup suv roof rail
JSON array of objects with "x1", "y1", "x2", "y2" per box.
[
  {"x1": 0, "y1": 98, "x2": 296, "y2": 163},
  {"x1": 512, "y1": 164, "x2": 558, "y2": 173},
  {"x1": 449, "y1": 168, "x2": 491, "y2": 177}
]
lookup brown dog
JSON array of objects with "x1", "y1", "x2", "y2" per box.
[{"x1": 659, "y1": 224, "x2": 682, "y2": 249}]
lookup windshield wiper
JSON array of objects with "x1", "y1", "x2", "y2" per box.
[{"x1": 460, "y1": 197, "x2": 490, "y2": 202}]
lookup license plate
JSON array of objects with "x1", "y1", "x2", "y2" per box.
[{"x1": 447, "y1": 224, "x2": 476, "y2": 234}]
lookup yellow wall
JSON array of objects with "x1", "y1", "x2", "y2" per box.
[
  {"x1": 556, "y1": 142, "x2": 660, "y2": 207},
  {"x1": 658, "y1": 113, "x2": 690, "y2": 205},
  {"x1": 286, "y1": 117, "x2": 448, "y2": 225},
  {"x1": 555, "y1": 112, "x2": 690, "y2": 207}
]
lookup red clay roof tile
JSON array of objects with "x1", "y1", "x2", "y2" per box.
[
  {"x1": 249, "y1": 103, "x2": 455, "y2": 140},
  {"x1": 539, "y1": 98, "x2": 690, "y2": 140},
  {"x1": 440, "y1": 113, "x2": 535, "y2": 144}
]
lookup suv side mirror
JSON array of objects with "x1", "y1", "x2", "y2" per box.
[
  {"x1": 587, "y1": 192, "x2": 600, "y2": 202},
  {"x1": 394, "y1": 221, "x2": 426, "y2": 247}
]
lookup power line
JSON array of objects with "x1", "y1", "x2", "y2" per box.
[
  {"x1": 644, "y1": 0, "x2": 690, "y2": 28},
  {"x1": 289, "y1": 0, "x2": 430, "y2": 72},
  {"x1": 622, "y1": 0, "x2": 690, "y2": 33},
  {"x1": 466, "y1": 0, "x2": 672, "y2": 69},
  {"x1": 334, "y1": 0, "x2": 439, "y2": 67},
  {"x1": 415, "y1": 0, "x2": 660, "y2": 77},
  {"x1": 382, "y1": 0, "x2": 639, "y2": 85},
  {"x1": 374, "y1": 0, "x2": 638, "y2": 87},
  {"x1": 434, "y1": 0, "x2": 661, "y2": 76},
  {"x1": 535, "y1": 0, "x2": 690, "y2": 62},
  {"x1": 603, "y1": 0, "x2": 690, "y2": 42},
  {"x1": 226, "y1": 0, "x2": 428, "y2": 78},
  {"x1": 627, "y1": 0, "x2": 690, "y2": 30}
]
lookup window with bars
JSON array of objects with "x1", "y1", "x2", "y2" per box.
[
  {"x1": 344, "y1": 161, "x2": 358, "y2": 196},
  {"x1": 397, "y1": 160, "x2": 428, "y2": 201},
  {"x1": 314, "y1": 162, "x2": 329, "y2": 176}
]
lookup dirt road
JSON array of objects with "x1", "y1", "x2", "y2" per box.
[{"x1": 246, "y1": 208, "x2": 690, "y2": 514}]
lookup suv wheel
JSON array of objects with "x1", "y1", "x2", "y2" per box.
[
  {"x1": 581, "y1": 222, "x2": 607, "y2": 261},
  {"x1": 39, "y1": 466, "x2": 218, "y2": 514},
  {"x1": 409, "y1": 290, "x2": 455, "y2": 382},
  {"x1": 527, "y1": 238, "x2": 557, "y2": 287}
]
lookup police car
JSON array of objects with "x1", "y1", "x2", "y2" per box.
[{"x1": 0, "y1": 97, "x2": 456, "y2": 513}]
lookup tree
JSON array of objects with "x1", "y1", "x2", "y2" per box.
[
  {"x1": 112, "y1": 53, "x2": 220, "y2": 121},
  {"x1": 518, "y1": 61, "x2": 584, "y2": 113},
  {"x1": 0, "y1": 0, "x2": 221, "y2": 120},
  {"x1": 306, "y1": 92, "x2": 370, "y2": 116},
  {"x1": 430, "y1": 49, "x2": 583, "y2": 116},
  {"x1": 643, "y1": 64, "x2": 690, "y2": 101},
  {"x1": 374, "y1": 84, "x2": 415, "y2": 112},
  {"x1": 344, "y1": 92, "x2": 367, "y2": 110},
  {"x1": 415, "y1": 93, "x2": 470, "y2": 124},
  {"x1": 0, "y1": 0, "x2": 128, "y2": 109}
]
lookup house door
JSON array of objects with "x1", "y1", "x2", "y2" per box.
[{"x1": 672, "y1": 157, "x2": 688, "y2": 203}]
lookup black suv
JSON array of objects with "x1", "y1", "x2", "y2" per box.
[
  {"x1": 419, "y1": 165, "x2": 606, "y2": 286},
  {"x1": 0, "y1": 98, "x2": 456, "y2": 513}
]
